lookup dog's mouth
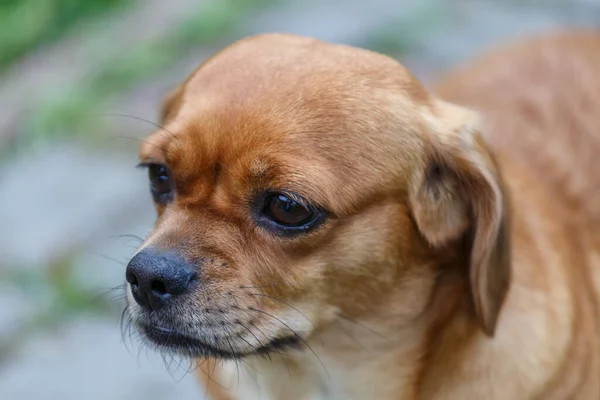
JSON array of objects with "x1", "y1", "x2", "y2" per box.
[{"x1": 141, "y1": 324, "x2": 301, "y2": 359}]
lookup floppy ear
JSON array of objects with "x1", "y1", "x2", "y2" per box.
[
  {"x1": 159, "y1": 83, "x2": 184, "y2": 124},
  {"x1": 409, "y1": 100, "x2": 511, "y2": 336}
]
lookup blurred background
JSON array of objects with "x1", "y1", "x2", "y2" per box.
[{"x1": 0, "y1": 0, "x2": 598, "y2": 399}]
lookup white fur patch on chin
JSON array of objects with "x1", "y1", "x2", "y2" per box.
[{"x1": 213, "y1": 359, "x2": 327, "y2": 400}]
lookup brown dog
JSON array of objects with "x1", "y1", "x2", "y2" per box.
[{"x1": 124, "y1": 31, "x2": 600, "y2": 399}]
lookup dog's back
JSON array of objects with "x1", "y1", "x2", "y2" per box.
[
  {"x1": 436, "y1": 32, "x2": 600, "y2": 224},
  {"x1": 436, "y1": 32, "x2": 600, "y2": 313}
]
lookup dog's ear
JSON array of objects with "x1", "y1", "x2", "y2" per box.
[
  {"x1": 159, "y1": 84, "x2": 184, "y2": 124},
  {"x1": 409, "y1": 100, "x2": 511, "y2": 336}
]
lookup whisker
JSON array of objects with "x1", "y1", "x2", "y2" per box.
[
  {"x1": 238, "y1": 284, "x2": 286, "y2": 290},
  {"x1": 108, "y1": 233, "x2": 145, "y2": 244},
  {"x1": 228, "y1": 291, "x2": 273, "y2": 362},
  {"x1": 248, "y1": 307, "x2": 330, "y2": 380},
  {"x1": 237, "y1": 321, "x2": 264, "y2": 348},
  {"x1": 233, "y1": 347, "x2": 241, "y2": 388},
  {"x1": 95, "y1": 113, "x2": 179, "y2": 144},
  {"x1": 166, "y1": 352, "x2": 187, "y2": 379},
  {"x1": 137, "y1": 335, "x2": 146, "y2": 361},
  {"x1": 221, "y1": 326, "x2": 241, "y2": 388},
  {"x1": 202, "y1": 359, "x2": 211, "y2": 399},
  {"x1": 89, "y1": 251, "x2": 127, "y2": 267},
  {"x1": 87, "y1": 284, "x2": 126, "y2": 309},
  {"x1": 170, "y1": 357, "x2": 195, "y2": 385},
  {"x1": 339, "y1": 314, "x2": 390, "y2": 341},
  {"x1": 183, "y1": 358, "x2": 196, "y2": 379},
  {"x1": 279, "y1": 352, "x2": 293, "y2": 378},
  {"x1": 246, "y1": 292, "x2": 325, "y2": 348},
  {"x1": 112, "y1": 136, "x2": 165, "y2": 152},
  {"x1": 246, "y1": 315, "x2": 311, "y2": 336},
  {"x1": 198, "y1": 359, "x2": 230, "y2": 394},
  {"x1": 239, "y1": 358, "x2": 260, "y2": 393},
  {"x1": 337, "y1": 320, "x2": 362, "y2": 347},
  {"x1": 245, "y1": 293, "x2": 316, "y2": 330},
  {"x1": 237, "y1": 332, "x2": 255, "y2": 350},
  {"x1": 247, "y1": 321, "x2": 272, "y2": 362},
  {"x1": 206, "y1": 358, "x2": 220, "y2": 397},
  {"x1": 128, "y1": 315, "x2": 136, "y2": 350},
  {"x1": 120, "y1": 307, "x2": 133, "y2": 355},
  {"x1": 160, "y1": 352, "x2": 174, "y2": 378},
  {"x1": 96, "y1": 113, "x2": 175, "y2": 135}
]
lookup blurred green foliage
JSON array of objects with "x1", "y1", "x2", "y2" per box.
[
  {"x1": 8, "y1": 0, "x2": 274, "y2": 157},
  {"x1": 0, "y1": 0, "x2": 131, "y2": 69}
]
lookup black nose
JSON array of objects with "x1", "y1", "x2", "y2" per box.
[{"x1": 126, "y1": 248, "x2": 197, "y2": 311}]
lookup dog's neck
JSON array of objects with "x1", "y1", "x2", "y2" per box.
[
  {"x1": 223, "y1": 312, "x2": 431, "y2": 400},
  {"x1": 210, "y1": 271, "x2": 465, "y2": 399}
]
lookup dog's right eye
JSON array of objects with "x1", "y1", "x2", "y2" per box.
[
  {"x1": 265, "y1": 194, "x2": 315, "y2": 227},
  {"x1": 138, "y1": 163, "x2": 174, "y2": 204}
]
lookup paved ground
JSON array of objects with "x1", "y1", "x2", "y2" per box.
[{"x1": 1, "y1": 0, "x2": 598, "y2": 399}]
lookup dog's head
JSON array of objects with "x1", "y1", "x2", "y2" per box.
[{"x1": 125, "y1": 34, "x2": 510, "y2": 359}]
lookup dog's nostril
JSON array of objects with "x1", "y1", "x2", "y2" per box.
[
  {"x1": 126, "y1": 270, "x2": 138, "y2": 286},
  {"x1": 151, "y1": 280, "x2": 167, "y2": 295}
]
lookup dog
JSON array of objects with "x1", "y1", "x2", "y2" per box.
[{"x1": 124, "y1": 31, "x2": 600, "y2": 399}]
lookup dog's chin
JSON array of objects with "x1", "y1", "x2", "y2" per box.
[{"x1": 139, "y1": 323, "x2": 302, "y2": 360}]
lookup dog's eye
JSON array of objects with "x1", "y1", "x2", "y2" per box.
[
  {"x1": 144, "y1": 163, "x2": 174, "y2": 204},
  {"x1": 254, "y1": 192, "x2": 327, "y2": 236},
  {"x1": 264, "y1": 194, "x2": 314, "y2": 227}
]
